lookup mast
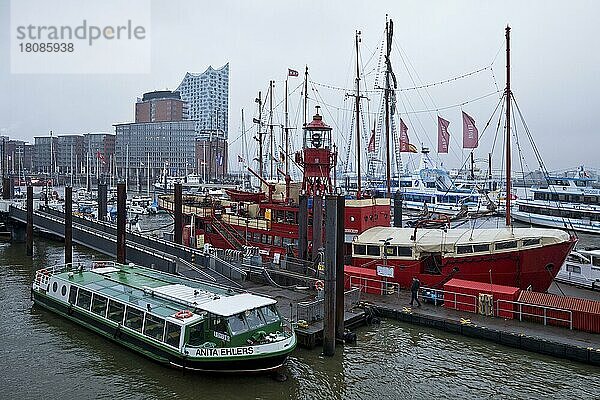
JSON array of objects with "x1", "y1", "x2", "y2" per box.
[
  {"x1": 241, "y1": 108, "x2": 247, "y2": 188},
  {"x1": 384, "y1": 18, "x2": 393, "y2": 198},
  {"x1": 354, "y1": 30, "x2": 362, "y2": 199},
  {"x1": 284, "y1": 77, "x2": 290, "y2": 200},
  {"x1": 256, "y1": 91, "x2": 263, "y2": 179},
  {"x1": 269, "y1": 80, "x2": 274, "y2": 180},
  {"x1": 505, "y1": 25, "x2": 512, "y2": 227},
  {"x1": 49, "y1": 130, "x2": 53, "y2": 186},
  {"x1": 303, "y1": 66, "x2": 309, "y2": 126}
]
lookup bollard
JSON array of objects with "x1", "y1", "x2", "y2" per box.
[
  {"x1": 26, "y1": 185, "x2": 33, "y2": 256},
  {"x1": 65, "y1": 186, "x2": 73, "y2": 266},
  {"x1": 323, "y1": 195, "x2": 338, "y2": 356},
  {"x1": 174, "y1": 183, "x2": 183, "y2": 245},
  {"x1": 116, "y1": 183, "x2": 126, "y2": 263}
]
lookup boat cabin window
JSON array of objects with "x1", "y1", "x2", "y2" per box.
[
  {"x1": 124, "y1": 307, "x2": 143, "y2": 332},
  {"x1": 522, "y1": 238, "x2": 540, "y2": 247},
  {"x1": 367, "y1": 245, "x2": 380, "y2": 256},
  {"x1": 385, "y1": 246, "x2": 397, "y2": 257},
  {"x1": 68, "y1": 286, "x2": 78, "y2": 304},
  {"x1": 227, "y1": 314, "x2": 249, "y2": 335},
  {"x1": 52, "y1": 282, "x2": 58, "y2": 293},
  {"x1": 91, "y1": 294, "x2": 108, "y2": 317},
  {"x1": 165, "y1": 321, "x2": 182, "y2": 348},
  {"x1": 566, "y1": 264, "x2": 582, "y2": 274},
  {"x1": 260, "y1": 305, "x2": 280, "y2": 324},
  {"x1": 245, "y1": 309, "x2": 264, "y2": 330},
  {"x1": 143, "y1": 314, "x2": 165, "y2": 341},
  {"x1": 495, "y1": 241, "x2": 518, "y2": 250},
  {"x1": 456, "y1": 245, "x2": 472, "y2": 254},
  {"x1": 473, "y1": 244, "x2": 490, "y2": 253},
  {"x1": 397, "y1": 247, "x2": 412, "y2": 257},
  {"x1": 187, "y1": 321, "x2": 205, "y2": 346},
  {"x1": 107, "y1": 300, "x2": 125, "y2": 324},
  {"x1": 354, "y1": 244, "x2": 366, "y2": 255},
  {"x1": 76, "y1": 289, "x2": 92, "y2": 310},
  {"x1": 574, "y1": 180, "x2": 587, "y2": 187},
  {"x1": 592, "y1": 257, "x2": 600, "y2": 268}
]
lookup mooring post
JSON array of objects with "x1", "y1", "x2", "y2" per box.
[
  {"x1": 323, "y1": 195, "x2": 338, "y2": 356},
  {"x1": 26, "y1": 185, "x2": 33, "y2": 256},
  {"x1": 335, "y1": 194, "x2": 345, "y2": 339},
  {"x1": 174, "y1": 183, "x2": 183, "y2": 245},
  {"x1": 2, "y1": 177, "x2": 11, "y2": 199},
  {"x1": 312, "y1": 194, "x2": 323, "y2": 261},
  {"x1": 65, "y1": 186, "x2": 73, "y2": 266},
  {"x1": 393, "y1": 191, "x2": 403, "y2": 227},
  {"x1": 298, "y1": 194, "x2": 308, "y2": 261},
  {"x1": 97, "y1": 182, "x2": 107, "y2": 221},
  {"x1": 116, "y1": 183, "x2": 126, "y2": 263}
]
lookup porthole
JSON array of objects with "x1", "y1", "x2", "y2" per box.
[
  {"x1": 350, "y1": 216, "x2": 355, "y2": 222},
  {"x1": 52, "y1": 282, "x2": 58, "y2": 292},
  {"x1": 61, "y1": 285, "x2": 67, "y2": 296}
]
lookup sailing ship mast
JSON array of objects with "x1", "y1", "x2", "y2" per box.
[
  {"x1": 354, "y1": 31, "x2": 363, "y2": 199},
  {"x1": 255, "y1": 91, "x2": 263, "y2": 179},
  {"x1": 384, "y1": 17, "x2": 393, "y2": 198},
  {"x1": 269, "y1": 80, "x2": 274, "y2": 180},
  {"x1": 505, "y1": 25, "x2": 512, "y2": 226},
  {"x1": 303, "y1": 66, "x2": 309, "y2": 126}
]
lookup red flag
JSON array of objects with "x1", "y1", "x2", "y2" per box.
[
  {"x1": 399, "y1": 118, "x2": 411, "y2": 152},
  {"x1": 438, "y1": 116, "x2": 450, "y2": 153},
  {"x1": 288, "y1": 68, "x2": 299, "y2": 77},
  {"x1": 408, "y1": 144, "x2": 418, "y2": 153},
  {"x1": 367, "y1": 129, "x2": 375, "y2": 152},
  {"x1": 96, "y1": 151, "x2": 106, "y2": 164},
  {"x1": 462, "y1": 111, "x2": 479, "y2": 149}
]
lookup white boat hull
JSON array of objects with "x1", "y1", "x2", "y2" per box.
[{"x1": 512, "y1": 210, "x2": 600, "y2": 234}]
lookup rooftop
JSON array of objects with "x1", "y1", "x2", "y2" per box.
[{"x1": 55, "y1": 262, "x2": 274, "y2": 320}]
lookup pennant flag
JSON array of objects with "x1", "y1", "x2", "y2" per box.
[
  {"x1": 399, "y1": 118, "x2": 411, "y2": 152},
  {"x1": 96, "y1": 151, "x2": 106, "y2": 165},
  {"x1": 462, "y1": 111, "x2": 479, "y2": 149},
  {"x1": 288, "y1": 68, "x2": 299, "y2": 77},
  {"x1": 438, "y1": 116, "x2": 450, "y2": 153},
  {"x1": 367, "y1": 129, "x2": 376, "y2": 152},
  {"x1": 408, "y1": 143, "x2": 418, "y2": 153}
]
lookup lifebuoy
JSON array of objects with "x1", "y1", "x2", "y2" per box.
[
  {"x1": 314, "y1": 280, "x2": 324, "y2": 291},
  {"x1": 175, "y1": 310, "x2": 193, "y2": 319}
]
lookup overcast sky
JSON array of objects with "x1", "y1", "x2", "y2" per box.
[{"x1": 1, "y1": 0, "x2": 598, "y2": 174}]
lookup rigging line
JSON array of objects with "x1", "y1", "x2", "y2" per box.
[
  {"x1": 308, "y1": 81, "x2": 344, "y2": 135},
  {"x1": 309, "y1": 66, "x2": 492, "y2": 94},
  {"x1": 309, "y1": 90, "x2": 501, "y2": 116},
  {"x1": 451, "y1": 94, "x2": 505, "y2": 180},
  {"x1": 395, "y1": 42, "x2": 466, "y2": 166},
  {"x1": 512, "y1": 94, "x2": 577, "y2": 235}
]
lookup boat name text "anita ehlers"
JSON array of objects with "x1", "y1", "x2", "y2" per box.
[{"x1": 195, "y1": 346, "x2": 255, "y2": 357}]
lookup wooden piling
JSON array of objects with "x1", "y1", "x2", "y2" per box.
[
  {"x1": 97, "y1": 183, "x2": 107, "y2": 221},
  {"x1": 26, "y1": 185, "x2": 33, "y2": 256},
  {"x1": 116, "y1": 183, "x2": 126, "y2": 263},
  {"x1": 323, "y1": 195, "x2": 338, "y2": 356},
  {"x1": 312, "y1": 195, "x2": 323, "y2": 261},
  {"x1": 174, "y1": 183, "x2": 182, "y2": 245},
  {"x1": 335, "y1": 194, "x2": 345, "y2": 339},
  {"x1": 298, "y1": 194, "x2": 308, "y2": 260},
  {"x1": 65, "y1": 186, "x2": 72, "y2": 266}
]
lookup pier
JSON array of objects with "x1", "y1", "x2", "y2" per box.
[{"x1": 3, "y1": 199, "x2": 599, "y2": 366}]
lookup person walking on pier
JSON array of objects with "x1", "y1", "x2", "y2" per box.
[{"x1": 410, "y1": 277, "x2": 421, "y2": 307}]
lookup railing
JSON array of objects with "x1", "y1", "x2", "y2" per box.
[
  {"x1": 420, "y1": 286, "x2": 478, "y2": 313},
  {"x1": 296, "y1": 287, "x2": 361, "y2": 324},
  {"x1": 222, "y1": 213, "x2": 271, "y2": 230},
  {"x1": 496, "y1": 299, "x2": 573, "y2": 330},
  {"x1": 348, "y1": 275, "x2": 400, "y2": 296}
]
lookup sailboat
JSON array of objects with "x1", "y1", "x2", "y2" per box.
[{"x1": 345, "y1": 25, "x2": 576, "y2": 292}]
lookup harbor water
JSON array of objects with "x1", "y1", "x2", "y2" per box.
[{"x1": 1, "y1": 221, "x2": 600, "y2": 399}]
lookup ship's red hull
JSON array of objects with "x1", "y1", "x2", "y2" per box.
[{"x1": 352, "y1": 239, "x2": 576, "y2": 292}]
